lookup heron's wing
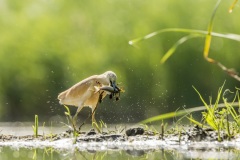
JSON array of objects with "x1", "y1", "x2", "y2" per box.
[
  {"x1": 58, "y1": 75, "x2": 108, "y2": 106},
  {"x1": 85, "y1": 90, "x2": 107, "y2": 108}
]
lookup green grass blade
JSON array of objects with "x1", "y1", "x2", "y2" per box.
[
  {"x1": 229, "y1": 0, "x2": 238, "y2": 13},
  {"x1": 204, "y1": 113, "x2": 218, "y2": 130},
  {"x1": 203, "y1": 0, "x2": 221, "y2": 63},
  {"x1": 129, "y1": 28, "x2": 240, "y2": 46},
  {"x1": 140, "y1": 110, "x2": 186, "y2": 124},
  {"x1": 141, "y1": 105, "x2": 211, "y2": 124},
  {"x1": 225, "y1": 101, "x2": 237, "y2": 120},
  {"x1": 160, "y1": 34, "x2": 199, "y2": 64},
  {"x1": 203, "y1": 34, "x2": 214, "y2": 62},
  {"x1": 92, "y1": 121, "x2": 101, "y2": 133},
  {"x1": 186, "y1": 116, "x2": 207, "y2": 128},
  {"x1": 223, "y1": 90, "x2": 240, "y2": 126},
  {"x1": 192, "y1": 86, "x2": 210, "y2": 110},
  {"x1": 140, "y1": 102, "x2": 239, "y2": 124},
  {"x1": 238, "y1": 89, "x2": 240, "y2": 108},
  {"x1": 64, "y1": 105, "x2": 71, "y2": 115},
  {"x1": 209, "y1": 0, "x2": 221, "y2": 32},
  {"x1": 213, "y1": 81, "x2": 225, "y2": 110},
  {"x1": 33, "y1": 115, "x2": 38, "y2": 138}
]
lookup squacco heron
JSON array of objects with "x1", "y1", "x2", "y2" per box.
[{"x1": 58, "y1": 71, "x2": 118, "y2": 127}]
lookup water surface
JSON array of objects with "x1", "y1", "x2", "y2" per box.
[{"x1": 1, "y1": 123, "x2": 240, "y2": 160}]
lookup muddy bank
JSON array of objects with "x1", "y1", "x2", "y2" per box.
[
  {"x1": 1, "y1": 126, "x2": 240, "y2": 159},
  {"x1": 0, "y1": 126, "x2": 240, "y2": 151}
]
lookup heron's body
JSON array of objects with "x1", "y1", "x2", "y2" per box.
[
  {"x1": 58, "y1": 71, "x2": 117, "y2": 124},
  {"x1": 58, "y1": 75, "x2": 108, "y2": 107}
]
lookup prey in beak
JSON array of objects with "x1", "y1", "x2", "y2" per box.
[
  {"x1": 110, "y1": 80, "x2": 119, "y2": 92},
  {"x1": 109, "y1": 80, "x2": 122, "y2": 101},
  {"x1": 95, "y1": 81, "x2": 124, "y2": 102}
]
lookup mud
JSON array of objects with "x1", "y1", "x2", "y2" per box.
[
  {"x1": 0, "y1": 125, "x2": 239, "y2": 149},
  {"x1": 0, "y1": 125, "x2": 240, "y2": 159}
]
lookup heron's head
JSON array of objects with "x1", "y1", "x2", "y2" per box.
[{"x1": 104, "y1": 71, "x2": 118, "y2": 90}]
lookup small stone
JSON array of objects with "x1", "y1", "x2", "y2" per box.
[
  {"x1": 86, "y1": 128, "x2": 97, "y2": 136},
  {"x1": 126, "y1": 127, "x2": 144, "y2": 136}
]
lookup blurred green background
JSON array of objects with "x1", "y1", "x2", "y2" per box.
[{"x1": 0, "y1": 0, "x2": 239, "y2": 124}]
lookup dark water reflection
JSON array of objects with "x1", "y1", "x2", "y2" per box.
[
  {"x1": 1, "y1": 146, "x2": 240, "y2": 160},
  {"x1": 0, "y1": 147, "x2": 178, "y2": 160}
]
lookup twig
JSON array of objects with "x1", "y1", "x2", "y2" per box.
[{"x1": 216, "y1": 62, "x2": 240, "y2": 81}]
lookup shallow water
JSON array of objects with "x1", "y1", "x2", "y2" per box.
[
  {"x1": 1, "y1": 123, "x2": 240, "y2": 160},
  {"x1": 1, "y1": 144, "x2": 240, "y2": 160},
  {"x1": 0, "y1": 147, "x2": 181, "y2": 160}
]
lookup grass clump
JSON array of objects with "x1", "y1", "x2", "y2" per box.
[
  {"x1": 63, "y1": 105, "x2": 79, "y2": 138},
  {"x1": 92, "y1": 120, "x2": 108, "y2": 133},
  {"x1": 189, "y1": 83, "x2": 240, "y2": 141},
  {"x1": 141, "y1": 82, "x2": 240, "y2": 141}
]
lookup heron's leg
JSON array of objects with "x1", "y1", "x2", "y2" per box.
[
  {"x1": 91, "y1": 107, "x2": 97, "y2": 124},
  {"x1": 91, "y1": 91, "x2": 104, "y2": 129},
  {"x1": 72, "y1": 105, "x2": 83, "y2": 130}
]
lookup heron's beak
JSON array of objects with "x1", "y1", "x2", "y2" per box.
[{"x1": 110, "y1": 80, "x2": 119, "y2": 92}]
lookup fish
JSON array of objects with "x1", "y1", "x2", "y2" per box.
[
  {"x1": 94, "y1": 85, "x2": 124, "y2": 101},
  {"x1": 94, "y1": 85, "x2": 123, "y2": 94}
]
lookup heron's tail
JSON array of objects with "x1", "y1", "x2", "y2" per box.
[{"x1": 58, "y1": 91, "x2": 67, "y2": 104}]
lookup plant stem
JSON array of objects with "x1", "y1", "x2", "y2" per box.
[{"x1": 35, "y1": 115, "x2": 38, "y2": 138}]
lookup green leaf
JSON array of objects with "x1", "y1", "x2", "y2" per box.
[{"x1": 160, "y1": 34, "x2": 199, "y2": 63}]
